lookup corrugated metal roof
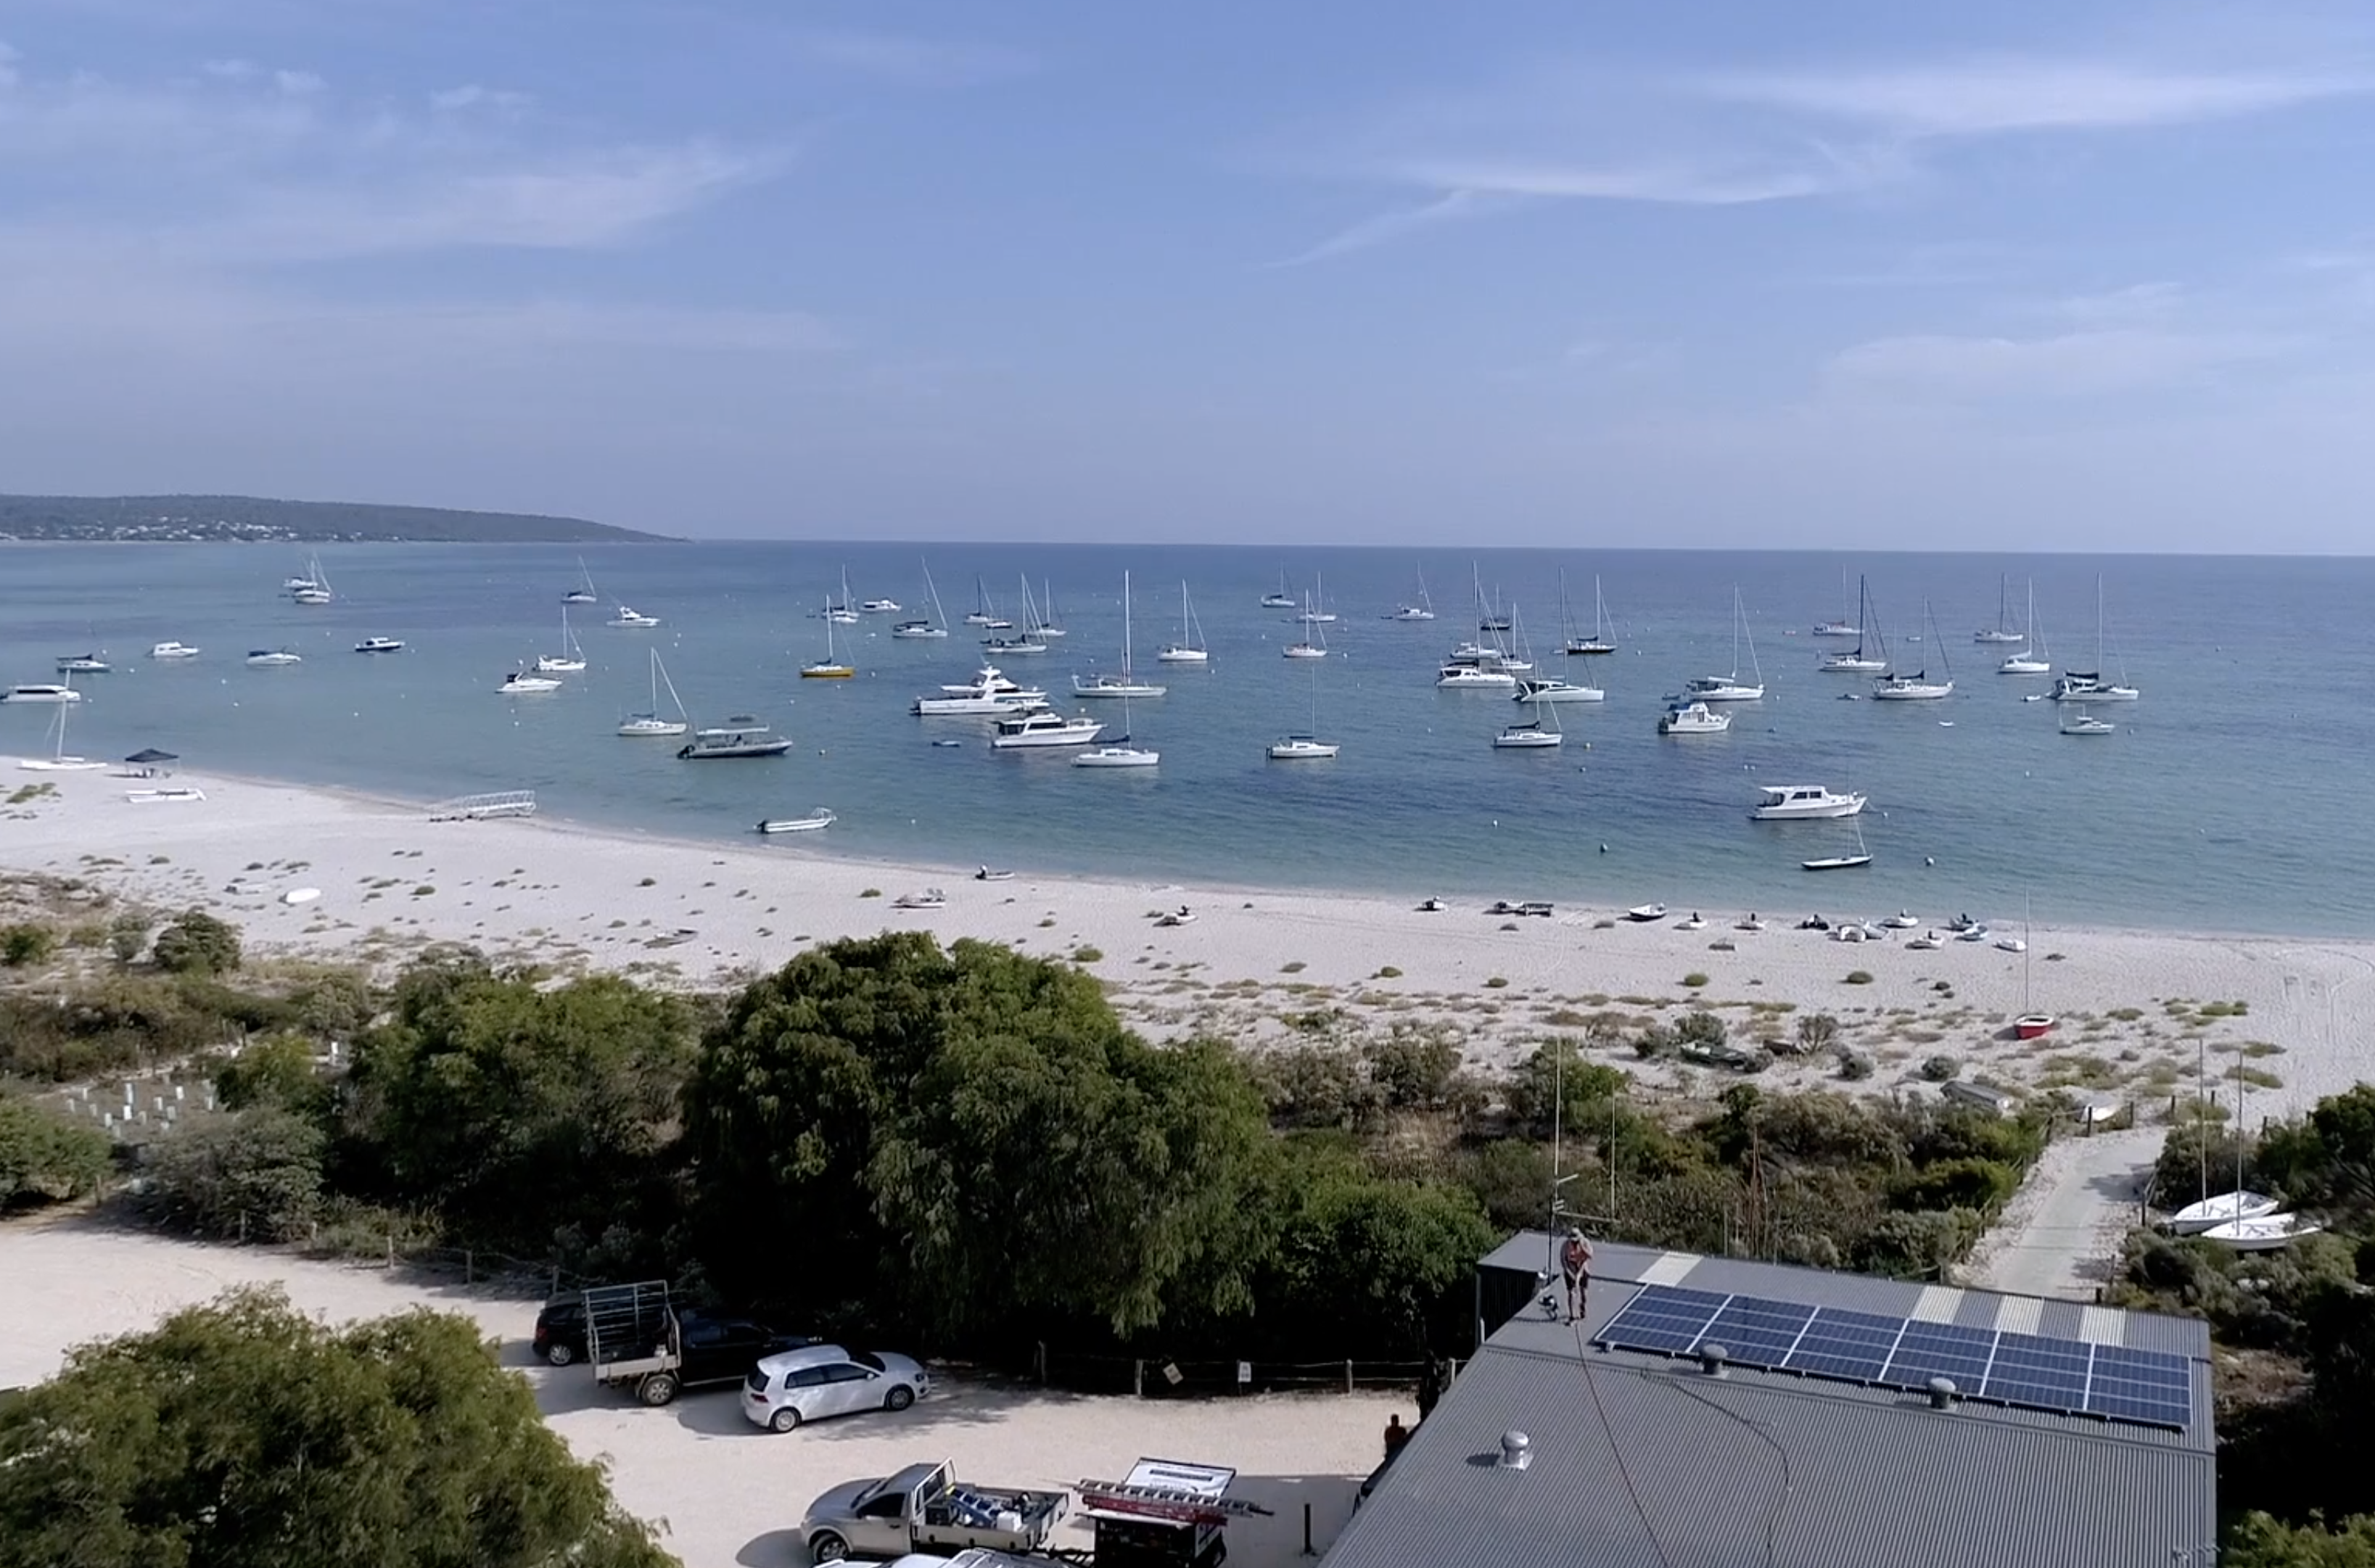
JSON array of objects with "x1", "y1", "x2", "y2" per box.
[
  {"x1": 1330, "y1": 1339, "x2": 2215, "y2": 1568},
  {"x1": 1480, "y1": 1231, "x2": 2210, "y2": 1356}
]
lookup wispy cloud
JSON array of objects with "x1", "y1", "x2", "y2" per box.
[
  {"x1": 782, "y1": 28, "x2": 1034, "y2": 86},
  {"x1": 1391, "y1": 156, "x2": 1842, "y2": 205},
  {"x1": 1701, "y1": 59, "x2": 2368, "y2": 138},
  {"x1": 430, "y1": 83, "x2": 532, "y2": 114},
  {"x1": 1269, "y1": 190, "x2": 1499, "y2": 268},
  {"x1": 1824, "y1": 326, "x2": 2290, "y2": 400}
]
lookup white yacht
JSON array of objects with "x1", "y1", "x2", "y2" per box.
[
  {"x1": 1974, "y1": 574, "x2": 2027, "y2": 643},
  {"x1": 1568, "y1": 575, "x2": 1617, "y2": 656},
  {"x1": 1077, "y1": 571, "x2": 1167, "y2": 696},
  {"x1": 2, "y1": 684, "x2": 81, "y2": 703},
  {"x1": 1681, "y1": 587, "x2": 1764, "y2": 701},
  {"x1": 1259, "y1": 571, "x2": 1296, "y2": 610},
  {"x1": 1998, "y1": 580, "x2": 2051, "y2": 674},
  {"x1": 619, "y1": 649, "x2": 691, "y2": 737},
  {"x1": 894, "y1": 561, "x2": 952, "y2": 639},
  {"x1": 354, "y1": 637, "x2": 406, "y2": 654},
  {"x1": 990, "y1": 710, "x2": 1106, "y2": 749},
  {"x1": 565, "y1": 558, "x2": 598, "y2": 604},
  {"x1": 1157, "y1": 581, "x2": 1209, "y2": 664},
  {"x1": 1267, "y1": 736, "x2": 1338, "y2": 760},
  {"x1": 536, "y1": 606, "x2": 588, "y2": 672},
  {"x1": 1819, "y1": 577, "x2": 1887, "y2": 672},
  {"x1": 1438, "y1": 664, "x2": 1518, "y2": 689},
  {"x1": 54, "y1": 653, "x2": 111, "y2": 674},
  {"x1": 1871, "y1": 598, "x2": 1954, "y2": 700},
  {"x1": 149, "y1": 641, "x2": 201, "y2": 661},
  {"x1": 1512, "y1": 676, "x2": 1602, "y2": 703},
  {"x1": 609, "y1": 606, "x2": 661, "y2": 628},
  {"x1": 2059, "y1": 706, "x2": 2115, "y2": 736},
  {"x1": 498, "y1": 670, "x2": 561, "y2": 694},
  {"x1": 1750, "y1": 785, "x2": 1868, "y2": 821},
  {"x1": 860, "y1": 598, "x2": 901, "y2": 614},
  {"x1": 1386, "y1": 566, "x2": 1437, "y2": 622},
  {"x1": 1296, "y1": 572, "x2": 1338, "y2": 624},
  {"x1": 290, "y1": 556, "x2": 334, "y2": 605},
  {"x1": 246, "y1": 648, "x2": 302, "y2": 667},
  {"x1": 913, "y1": 667, "x2": 1050, "y2": 716},
  {"x1": 1658, "y1": 701, "x2": 1729, "y2": 735},
  {"x1": 1494, "y1": 710, "x2": 1563, "y2": 748}
]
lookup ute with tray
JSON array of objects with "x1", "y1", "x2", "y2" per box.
[
  {"x1": 801, "y1": 1460, "x2": 1070, "y2": 1563},
  {"x1": 577, "y1": 1280, "x2": 809, "y2": 1406}
]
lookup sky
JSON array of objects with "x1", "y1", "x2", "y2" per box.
[{"x1": 4, "y1": 1, "x2": 2375, "y2": 549}]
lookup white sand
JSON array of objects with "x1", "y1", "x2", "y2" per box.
[
  {"x1": 5, "y1": 762, "x2": 2373, "y2": 1115},
  {"x1": 0, "y1": 1216, "x2": 1398, "y2": 1568}
]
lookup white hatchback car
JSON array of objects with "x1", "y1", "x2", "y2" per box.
[{"x1": 741, "y1": 1344, "x2": 930, "y2": 1433}]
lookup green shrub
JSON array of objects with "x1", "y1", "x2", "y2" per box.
[
  {"x1": 107, "y1": 912, "x2": 152, "y2": 965},
  {"x1": 1375, "y1": 965, "x2": 1402, "y2": 979},
  {"x1": 140, "y1": 1107, "x2": 325, "y2": 1242},
  {"x1": 1795, "y1": 1014, "x2": 1840, "y2": 1053},
  {"x1": 1682, "y1": 972, "x2": 1710, "y2": 989},
  {"x1": 1918, "y1": 1055, "x2": 1962, "y2": 1082},
  {"x1": 1071, "y1": 946, "x2": 1103, "y2": 963},
  {"x1": 0, "y1": 1093, "x2": 112, "y2": 1206},
  {"x1": 1676, "y1": 1010, "x2": 1727, "y2": 1048},
  {"x1": 1, "y1": 923, "x2": 57, "y2": 967},
  {"x1": 1890, "y1": 1156, "x2": 2020, "y2": 1213},
  {"x1": 152, "y1": 909, "x2": 242, "y2": 975},
  {"x1": 1483, "y1": 976, "x2": 1510, "y2": 989}
]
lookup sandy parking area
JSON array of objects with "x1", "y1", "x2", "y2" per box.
[{"x1": 0, "y1": 1216, "x2": 1399, "y2": 1568}]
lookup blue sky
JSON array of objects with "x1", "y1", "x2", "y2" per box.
[{"x1": 4, "y1": 1, "x2": 2374, "y2": 548}]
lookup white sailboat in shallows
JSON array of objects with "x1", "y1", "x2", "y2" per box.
[{"x1": 618, "y1": 649, "x2": 691, "y2": 737}]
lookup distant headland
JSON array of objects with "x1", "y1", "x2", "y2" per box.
[{"x1": 0, "y1": 493, "x2": 674, "y2": 544}]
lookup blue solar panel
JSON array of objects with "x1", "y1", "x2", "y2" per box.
[
  {"x1": 1781, "y1": 1306, "x2": 1903, "y2": 1383},
  {"x1": 1595, "y1": 1285, "x2": 1729, "y2": 1357},
  {"x1": 1980, "y1": 1332, "x2": 2093, "y2": 1414},
  {"x1": 2084, "y1": 1345, "x2": 2191, "y2": 1430},
  {"x1": 1698, "y1": 1296, "x2": 1816, "y2": 1369},
  {"x1": 1882, "y1": 1321, "x2": 1996, "y2": 1392}
]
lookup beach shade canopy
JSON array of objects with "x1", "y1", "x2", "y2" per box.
[{"x1": 124, "y1": 748, "x2": 179, "y2": 764}]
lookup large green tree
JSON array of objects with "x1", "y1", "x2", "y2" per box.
[
  {"x1": 0, "y1": 1287, "x2": 673, "y2": 1568},
  {"x1": 343, "y1": 954, "x2": 696, "y2": 1253},
  {"x1": 0, "y1": 1092, "x2": 111, "y2": 1208},
  {"x1": 685, "y1": 934, "x2": 1277, "y2": 1340}
]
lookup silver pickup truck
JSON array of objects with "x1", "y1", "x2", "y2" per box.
[{"x1": 801, "y1": 1461, "x2": 1069, "y2": 1562}]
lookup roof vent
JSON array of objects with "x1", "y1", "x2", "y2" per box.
[
  {"x1": 1698, "y1": 1342, "x2": 1729, "y2": 1378},
  {"x1": 1927, "y1": 1377, "x2": 1958, "y2": 1410},
  {"x1": 1497, "y1": 1430, "x2": 1532, "y2": 1470}
]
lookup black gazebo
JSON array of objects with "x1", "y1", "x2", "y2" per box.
[{"x1": 124, "y1": 748, "x2": 178, "y2": 777}]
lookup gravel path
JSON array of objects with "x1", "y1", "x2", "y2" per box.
[{"x1": 1963, "y1": 1127, "x2": 2162, "y2": 1299}]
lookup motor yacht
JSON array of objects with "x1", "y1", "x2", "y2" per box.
[
  {"x1": 148, "y1": 641, "x2": 200, "y2": 661},
  {"x1": 1, "y1": 684, "x2": 81, "y2": 703},
  {"x1": 1512, "y1": 677, "x2": 1603, "y2": 703},
  {"x1": 2059, "y1": 707, "x2": 2115, "y2": 736},
  {"x1": 608, "y1": 606, "x2": 661, "y2": 628},
  {"x1": 1437, "y1": 664, "x2": 1518, "y2": 689},
  {"x1": 246, "y1": 648, "x2": 302, "y2": 667},
  {"x1": 989, "y1": 711, "x2": 1105, "y2": 749},
  {"x1": 354, "y1": 637, "x2": 406, "y2": 653},
  {"x1": 1657, "y1": 701, "x2": 1729, "y2": 735},
  {"x1": 860, "y1": 598, "x2": 901, "y2": 614},
  {"x1": 913, "y1": 667, "x2": 1050, "y2": 716},
  {"x1": 498, "y1": 670, "x2": 561, "y2": 693},
  {"x1": 1750, "y1": 785, "x2": 1867, "y2": 821},
  {"x1": 677, "y1": 718, "x2": 793, "y2": 759}
]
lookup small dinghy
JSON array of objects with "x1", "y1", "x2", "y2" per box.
[
  {"x1": 1626, "y1": 903, "x2": 1667, "y2": 922},
  {"x1": 975, "y1": 866, "x2": 1016, "y2": 882},
  {"x1": 2169, "y1": 1191, "x2": 2282, "y2": 1235},
  {"x1": 1418, "y1": 897, "x2": 1447, "y2": 912},
  {"x1": 1906, "y1": 931, "x2": 1943, "y2": 951},
  {"x1": 1676, "y1": 912, "x2": 1706, "y2": 931},
  {"x1": 1880, "y1": 910, "x2": 1920, "y2": 929},
  {"x1": 757, "y1": 808, "x2": 835, "y2": 835},
  {"x1": 893, "y1": 888, "x2": 948, "y2": 909},
  {"x1": 1735, "y1": 914, "x2": 1766, "y2": 932},
  {"x1": 1155, "y1": 905, "x2": 1196, "y2": 927},
  {"x1": 2202, "y1": 1213, "x2": 2322, "y2": 1252},
  {"x1": 1956, "y1": 925, "x2": 1992, "y2": 942}
]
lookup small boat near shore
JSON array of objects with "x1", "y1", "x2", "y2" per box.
[
  {"x1": 127, "y1": 786, "x2": 206, "y2": 804},
  {"x1": 975, "y1": 866, "x2": 1016, "y2": 882},
  {"x1": 757, "y1": 808, "x2": 835, "y2": 834},
  {"x1": 355, "y1": 637, "x2": 406, "y2": 654},
  {"x1": 678, "y1": 717, "x2": 792, "y2": 759},
  {"x1": 1626, "y1": 903, "x2": 1667, "y2": 922},
  {"x1": 149, "y1": 641, "x2": 201, "y2": 661},
  {"x1": 893, "y1": 888, "x2": 949, "y2": 909}
]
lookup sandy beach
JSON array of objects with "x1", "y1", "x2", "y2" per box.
[{"x1": 5, "y1": 762, "x2": 2372, "y2": 1117}]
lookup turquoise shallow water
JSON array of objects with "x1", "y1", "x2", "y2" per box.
[{"x1": 3, "y1": 542, "x2": 2370, "y2": 937}]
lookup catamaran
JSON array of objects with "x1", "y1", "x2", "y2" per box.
[
  {"x1": 619, "y1": 649, "x2": 691, "y2": 736},
  {"x1": 1679, "y1": 588, "x2": 1764, "y2": 701},
  {"x1": 1820, "y1": 577, "x2": 1888, "y2": 673},
  {"x1": 1268, "y1": 661, "x2": 1338, "y2": 759},
  {"x1": 1974, "y1": 574, "x2": 2027, "y2": 643},
  {"x1": 1156, "y1": 581, "x2": 1209, "y2": 664},
  {"x1": 565, "y1": 558, "x2": 598, "y2": 604},
  {"x1": 1075, "y1": 571, "x2": 1167, "y2": 698},
  {"x1": 802, "y1": 599, "x2": 855, "y2": 678},
  {"x1": 1871, "y1": 600, "x2": 1954, "y2": 700},
  {"x1": 2051, "y1": 577, "x2": 2141, "y2": 703},
  {"x1": 18, "y1": 677, "x2": 103, "y2": 770},
  {"x1": 893, "y1": 561, "x2": 952, "y2": 639},
  {"x1": 536, "y1": 605, "x2": 588, "y2": 672}
]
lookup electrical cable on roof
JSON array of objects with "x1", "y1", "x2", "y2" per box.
[
  {"x1": 1571, "y1": 1315, "x2": 1676, "y2": 1568},
  {"x1": 1650, "y1": 1366, "x2": 1795, "y2": 1568}
]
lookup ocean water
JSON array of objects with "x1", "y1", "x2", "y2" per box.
[{"x1": 3, "y1": 542, "x2": 2370, "y2": 938}]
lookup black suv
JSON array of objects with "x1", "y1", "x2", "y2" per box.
[{"x1": 532, "y1": 1295, "x2": 814, "y2": 1389}]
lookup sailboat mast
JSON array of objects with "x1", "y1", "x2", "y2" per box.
[{"x1": 1122, "y1": 570, "x2": 1133, "y2": 675}]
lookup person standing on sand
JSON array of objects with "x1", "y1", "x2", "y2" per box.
[
  {"x1": 1561, "y1": 1227, "x2": 1594, "y2": 1323},
  {"x1": 1415, "y1": 1357, "x2": 1442, "y2": 1421},
  {"x1": 1383, "y1": 1413, "x2": 1410, "y2": 1458}
]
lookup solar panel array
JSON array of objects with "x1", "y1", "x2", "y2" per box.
[{"x1": 1594, "y1": 1284, "x2": 2192, "y2": 1431}]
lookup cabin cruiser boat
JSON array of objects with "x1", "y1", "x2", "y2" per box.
[
  {"x1": 989, "y1": 711, "x2": 1105, "y2": 749},
  {"x1": 1657, "y1": 701, "x2": 1729, "y2": 735},
  {"x1": 1, "y1": 684, "x2": 81, "y2": 703},
  {"x1": 608, "y1": 606, "x2": 661, "y2": 627},
  {"x1": 1513, "y1": 677, "x2": 1602, "y2": 703},
  {"x1": 498, "y1": 670, "x2": 561, "y2": 693},
  {"x1": 54, "y1": 653, "x2": 111, "y2": 674},
  {"x1": 246, "y1": 648, "x2": 303, "y2": 667},
  {"x1": 1750, "y1": 785, "x2": 1867, "y2": 821},
  {"x1": 354, "y1": 637, "x2": 406, "y2": 653},
  {"x1": 2059, "y1": 707, "x2": 2115, "y2": 736},
  {"x1": 148, "y1": 641, "x2": 200, "y2": 661},
  {"x1": 678, "y1": 717, "x2": 793, "y2": 759}
]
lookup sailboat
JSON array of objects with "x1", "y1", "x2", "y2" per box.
[
  {"x1": 1871, "y1": 600, "x2": 1954, "y2": 700},
  {"x1": 1802, "y1": 817, "x2": 1872, "y2": 871},
  {"x1": 1386, "y1": 566, "x2": 1437, "y2": 622},
  {"x1": 1074, "y1": 572, "x2": 1167, "y2": 697},
  {"x1": 535, "y1": 605, "x2": 588, "y2": 673},
  {"x1": 290, "y1": 555, "x2": 333, "y2": 606},
  {"x1": 2059, "y1": 705, "x2": 2115, "y2": 737},
  {"x1": 2014, "y1": 896, "x2": 2054, "y2": 1036},
  {"x1": 894, "y1": 561, "x2": 952, "y2": 638},
  {"x1": 618, "y1": 649, "x2": 691, "y2": 736},
  {"x1": 1820, "y1": 577, "x2": 1889, "y2": 673},
  {"x1": 1813, "y1": 569, "x2": 1861, "y2": 637},
  {"x1": 982, "y1": 577, "x2": 1051, "y2": 655},
  {"x1": 1154, "y1": 582, "x2": 1209, "y2": 664},
  {"x1": 966, "y1": 577, "x2": 1011, "y2": 630},
  {"x1": 2198, "y1": 1076, "x2": 2321, "y2": 1250},
  {"x1": 824, "y1": 570, "x2": 861, "y2": 625},
  {"x1": 1494, "y1": 696, "x2": 1564, "y2": 749},
  {"x1": 2169, "y1": 1059, "x2": 2281, "y2": 1233},
  {"x1": 1260, "y1": 571, "x2": 1296, "y2": 610},
  {"x1": 1283, "y1": 590, "x2": 1329, "y2": 659},
  {"x1": 802, "y1": 599, "x2": 855, "y2": 678},
  {"x1": 1268, "y1": 661, "x2": 1338, "y2": 759},
  {"x1": 1680, "y1": 588, "x2": 1764, "y2": 701},
  {"x1": 1037, "y1": 579, "x2": 1068, "y2": 638},
  {"x1": 1975, "y1": 574, "x2": 2027, "y2": 643},
  {"x1": 1999, "y1": 581, "x2": 2051, "y2": 675},
  {"x1": 1567, "y1": 576, "x2": 1617, "y2": 656},
  {"x1": 17, "y1": 675, "x2": 104, "y2": 770},
  {"x1": 565, "y1": 558, "x2": 598, "y2": 604},
  {"x1": 2052, "y1": 577, "x2": 2141, "y2": 703},
  {"x1": 1298, "y1": 572, "x2": 1337, "y2": 623},
  {"x1": 1071, "y1": 692, "x2": 1158, "y2": 767}
]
